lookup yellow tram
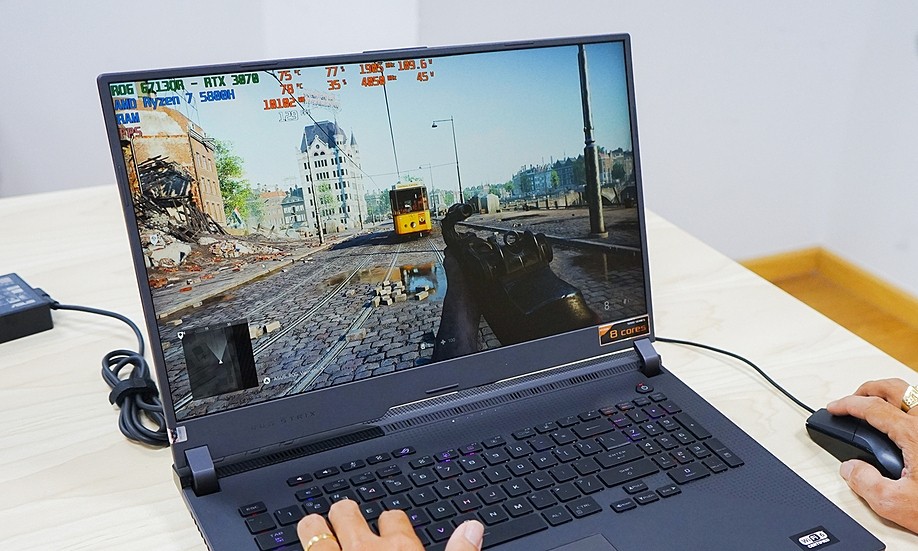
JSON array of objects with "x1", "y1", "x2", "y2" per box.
[{"x1": 389, "y1": 182, "x2": 431, "y2": 237}]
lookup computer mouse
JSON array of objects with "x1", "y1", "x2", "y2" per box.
[{"x1": 806, "y1": 407, "x2": 904, "y2": 479}]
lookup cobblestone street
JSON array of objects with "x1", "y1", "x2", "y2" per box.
[{"x1": 161, "y1": 205, "x2": 647, "y2": 420}]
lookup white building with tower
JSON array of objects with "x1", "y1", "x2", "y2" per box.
[{"x1": 296, "y1": 120, "x2": 367, "y2": 234}]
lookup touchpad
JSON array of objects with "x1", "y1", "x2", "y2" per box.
[{"x1": 553, "y1": 534, "x2": 619, "y2": 551}]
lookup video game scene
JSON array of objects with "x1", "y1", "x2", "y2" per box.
[{"x1": 108, "y1": 40, "x2": 649, "y2": 420}]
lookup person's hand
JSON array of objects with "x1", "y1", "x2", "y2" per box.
[
  {"x1": 297, "y1": 499, "x2": 484, "y2": 551},
  {"x1": 827, "y1": 378, "x2": 918, "y2": 533}
]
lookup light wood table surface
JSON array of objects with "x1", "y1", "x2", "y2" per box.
[{"x1": 1, "y1": 185, "x2": 915, "y2": 549}]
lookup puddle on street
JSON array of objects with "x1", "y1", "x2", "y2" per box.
[
  {"x1": 326, "y1": 262, "x2": 446, "y2": 301},
  {"x1": 568, "y1": 249, "x2": 642, "y2": 280}
]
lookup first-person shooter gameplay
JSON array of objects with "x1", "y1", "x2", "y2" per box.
[{"x1": 109, "y1": 41, "x2": 649, "y2": 419}]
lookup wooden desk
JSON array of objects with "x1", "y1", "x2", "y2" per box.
[{"x1": 1, "y1": 185, "x2": 914, "y2": 549}]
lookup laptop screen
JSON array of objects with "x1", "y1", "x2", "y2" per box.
[{"x1": 101, "y1": 36, "x2": 649, "y2": 422}]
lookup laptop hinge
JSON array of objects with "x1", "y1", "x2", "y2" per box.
[
  {"x1": 185, "y1": 445, "x2": 220, "y2": 496},
  {"x1": 634, "y1": 338, "x2": 661, "y2": 377}
]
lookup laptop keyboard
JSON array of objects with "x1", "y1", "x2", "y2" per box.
[{"x1": 238, "y1": 387, "x2": 744, "y2": 550}]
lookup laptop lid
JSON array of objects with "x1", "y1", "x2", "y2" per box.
[{"x1": 97, "y1": 34, "x2": 653, "y2": 468}]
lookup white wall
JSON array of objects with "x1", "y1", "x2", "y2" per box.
[
  {"x1": 2, "y1": 1, "x2": 916, "y2": 296},
  {"x1": 417, "y1": 0, "x2": 918, "y2": 297},
  {"x1": 0, "y1": 0, "x2": 419, "y2": 196}
]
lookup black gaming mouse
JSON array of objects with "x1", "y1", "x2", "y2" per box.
[{"x1": 806, "y1": 407, "x2": 905, "y2": 479}]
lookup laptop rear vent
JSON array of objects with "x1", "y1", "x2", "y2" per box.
[
  {"x1": 381, "y1": 360, "x2": 636, "y2": 433},
  {"x1": 215, "y1": 426, "x2": 384, "y2": 478}
]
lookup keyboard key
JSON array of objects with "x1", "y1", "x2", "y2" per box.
[
  {"x1": 668, "y1": 463, "x2": 712, "y2": 485},
  {"x1": 377, "y1": 464, "x2": 402, "y2": 478},
  {"x1": 574, "y1": 475, "x2": 603, "y2": 495},
  {"x1": 393, "y1": 446, "x2": 416, "y2": 457},
  {"x1": 367, "y1": 453, "x2": 391, "y2": 464},
  {"x1": 572, "y1": 458, "x2": 600, "y2": 475},
  {"x1": 623, "y1": 481, "x2": 648, "y2": 494},
  {"x1": 483, "y1": 466, "x2": 512, "y2": 484},
  {"x1": 436, "y1": 449, "x2": 460, "y2": 462},
  {"x1": 634, "y1": 491, "x2": 659, "y2": 505},
  {"x1": 567, "y1": 496, "x2": 601, "y2": 518},
  {"x1": 340, "y1": 459, "x2": 365, "y2": 472},
  {"x1": 704, "y1": 459, "x2": 729, "y2": 473},
  {"x1": 477, "y1": 486, "x2": 507, "y2": 505},
  {"x1": 595, "y1": 445, "x2": 643, "y2": 469},
  {"x1": 273, "y1": 505, "x2": 303, "y2": 526},
  {"x1": 410, "y1": 468, "x2": 436, "y2": 486},
  {"x1": 460, "y1": 442, "x2": 483, "y2": 455},
  {"x1": 528, "y1": 436, "x2": 555, "y2": 452},
  {"x1": 245, "y1": 513, "x2": 276, "y2": 534},
  {"x1": 478, "y1": 515, "x2": 548, "y2": 547},
  {"x1": 535, "y1": 421, "x2": 558, "y2": 433},
  {"x1": 435, "y1": 463, "x2": 461, "y2": 479},
  {"x1": 575, "y1": 439, "x2": 603, "y2": 456},
  {"x1": 578, "y1": 410, "x2": 601, "y2": 421},
  {"x1": 327, "y1": 490, "x2": 357, "y2": 503},
  {"x1": 649, "y1": 392, "x2": 668, "y2": 402},
  {"x1": 349, "y1": 472, "x2": 375, "y2": 485},
  {"x1": 502, "y1": 479, "x2": 529, "y2": 497},
  {"x1": 384, "y1": 494, "x2": 411, "y2": 510},
  {"x1": 506, "y1": 444, "x2": 530, "y2": 459},
  {"x1": 550, "y1": 429, "x2": 577, "y2": 445},
  {"x1": 314, "y1": 467, "x2": 339, "y2": 479},
  {"x1": 458, "y1": 456, "x2": 486, "y2": 471},
  {"x1": 483, "y1": 435, "x2": 506, "y2": 448},
  {"x1": 527, "y1": 489, "x2": 558, "y2": 510},
  {"x1": 674, "y1": 413, "x2": 711, "y2": 440},
  {"x1": 550, "y1": 483, "x2": 580, "y2": 502},
  {"x1": 512, "y1": 427, "x2": 536, "y2": 440},
  {"x1": 239, "y1": 502, "x2": 267, "y2": 516},
  {"x1": 657, "y1": 483, "x2": 682, "y2": 498},
  {"x1": 322, "y1": 478, "x2": 349, "y2": 492},
  {"x1": 611, "y1": 498, "x2": 637, "y2": 513},
  {"x1": 504, "y1": 497, "x2": 534, "y2": 517},
  {"x1": 572, "y1": 420, "x2": 613, "y2": 439},
  {"x1": 433, "y1": 480, "x2": 462, "y2": 498},
  {"x1": 408, "y1": 488, "x2": 437, "y2": 506},
  {"x1": 660, "y1": 400, "x2": 681, "y2": 414},
  {"x1": 598, "y1": 458, "x2": 659, "y2": 487},
  {"x1": 254, "y1": 527, "x2": 299, "y2": 551},
  {"x1": 530, "y1": 451, "x2": 559, "y2": 470},
  {"x1": 596, "y1": 432, "x2": 629, "y2": 450},
  {"x1": 552, "y1": 445, "x2": 579, "y2": 462},
  {"x1": 286, "y1": 474, "x2": 313, "y2": 487},
  {"x1": 705, "y1": 439, "x2": 744, "y2": 468},
  {"x1": 356, "y1": 483, "x2": 384, "y2": 501},
  {"x1": 427, "y1": 502, "x2": 457, "y2": 521},
  {"x1": 452, "y1": 494, "x2": 482, "y2": 513},
  {"x1": 543, "y1": 505, "x2": 572, "y2": 526},
  {"x1": 410, "y1": 455, "x2": 436, "y2": 469},
  {"x1": 548, "y1": 464, "x2": 577, "y2": 483},
  {"x1": 427, "y1": 521, "x2": 453, "y2": 542},
  {"x1": 383, "y1": 475, "x2": 410, "y2": 493},
  {"x1": 480, "y1": 504, "x2": 510, "y2": 525},
  {"x1": 361, "y1": 501, "x2": 385, "y2": 521},
  {"x1": 483, "y1": 449, "x2": 510, "y2": 465},
  {"x1": 406, "y1": 508, "x2": 430, "y2": 526},
  {"x1": 508, "y1": 460, "x2": 535, "y2": 476},
  {"x1": 458, "y1": 473, "x2": 487, "y2": 491},
  {"x1": 556, "y1": 415, "x2": 579, "y2": 427},
  {"x1": 526, "y1": 472, "x2": 554, "y2": 490},
  {"x1": 302, "y1": 497, "x2": 330, "y2": 515}
]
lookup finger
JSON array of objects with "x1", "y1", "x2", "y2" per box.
[
  {"x1": 853, "y1": 378, "x2": 909, "y2": 406},
  {"x1": 825, "y1": 395, "x2": 908, "y2": 443},
  {"x1": 445, "y1": 520, "x2": 485, "y2": 551},
  {"x1": 840, "y1": 460, "x2": 903, "y2": 518},
  {"x1": 297, "y1": 514, "x2": 340, "y2": 551},
  {"x1": 377, "y1": 509, "x2": 424, "y2": 548},
  {"x1": 326, "y1": 499, "x2": 375, "y2": 548}
]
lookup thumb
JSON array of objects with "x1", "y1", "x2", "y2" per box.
[
  {"x1": 444, "y1": 520, "x2": 484, "y2": 551},
  {"x1": 839, "y1": 460, "x2": 898, "y2": 517}
]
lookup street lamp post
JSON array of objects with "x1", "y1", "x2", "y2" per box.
[
  {"x1": 418, "y1": 163, "x2": 437, "y2": 215},
  {"x1": 431, "y1": 117, "x2": 464, "y2": 204}
]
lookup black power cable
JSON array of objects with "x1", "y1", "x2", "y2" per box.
[
  {"x1": 656, "y1": 336, "x2": 815, "y2": 414},
  {"x1": 48, "y1": 300, "x2": 169, "y2": 447}
]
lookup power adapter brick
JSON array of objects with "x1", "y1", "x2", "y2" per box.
[{"x1": 0, "y1": 273, "x2": 54, "y2": 344}]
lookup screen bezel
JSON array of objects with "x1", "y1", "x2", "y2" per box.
[{"x1": 97, "y1": 33, "x2": 653, "y2": 468}]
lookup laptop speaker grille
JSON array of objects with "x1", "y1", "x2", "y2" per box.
[
  {"x1": 381, "y1": 360, "x2": 637, "y2": 433},
  {"x1": 215, "y1": 426, "x2": 384, "y2": 478}
]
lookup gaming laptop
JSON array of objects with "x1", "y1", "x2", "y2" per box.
[{"x1": 98, "y1": 34, "x2": 884, "y2": 550}]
